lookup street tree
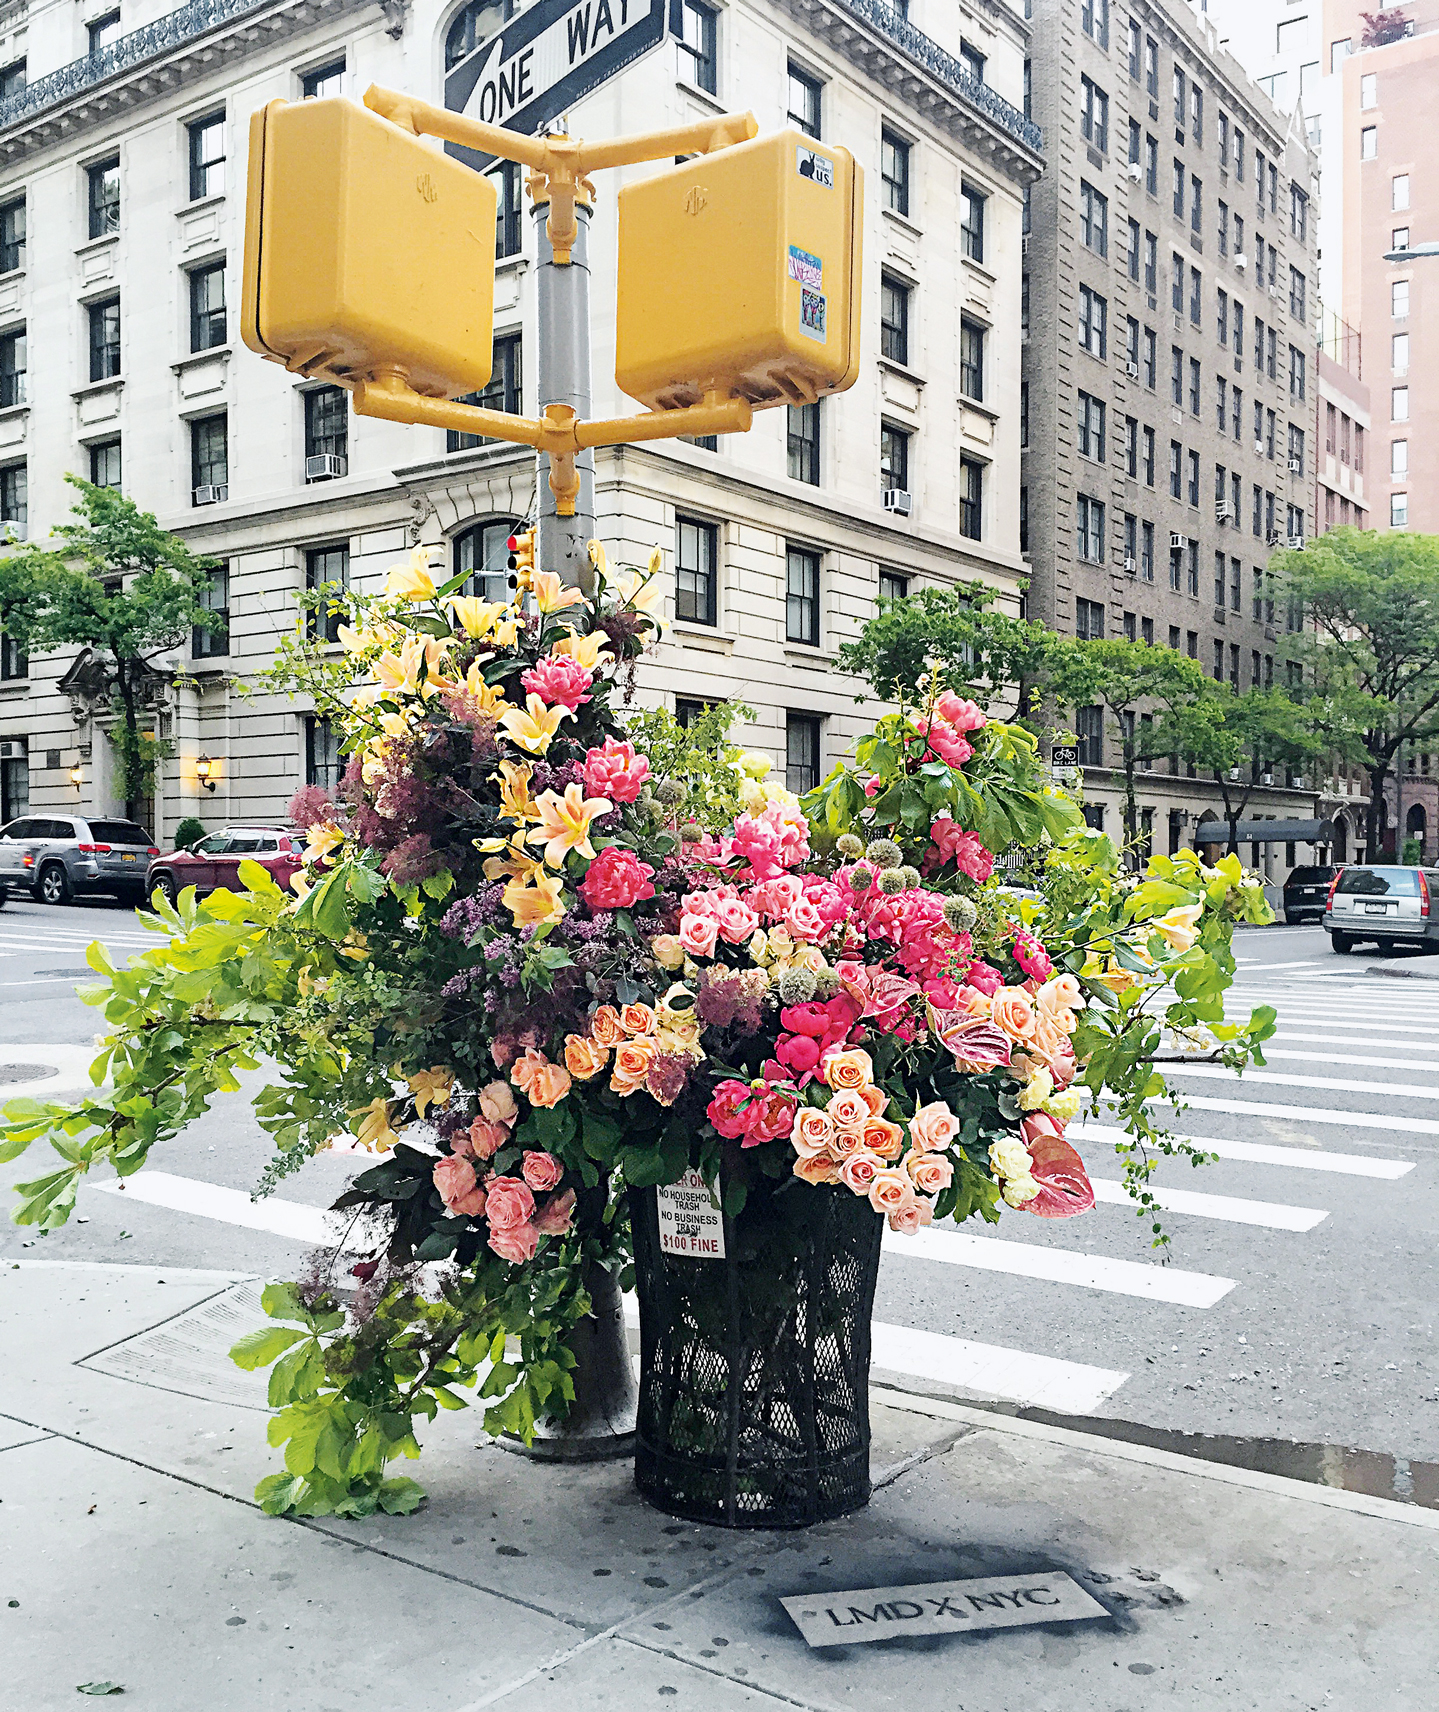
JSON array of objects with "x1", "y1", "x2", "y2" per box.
[
  {"x1": 3, "y1": 477, "x2": 220, "y2": 817},
  {"x1": 1270, "y1": 527, "x2": 1439, "y2": 855}
]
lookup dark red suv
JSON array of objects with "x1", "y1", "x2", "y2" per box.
[{"x1": 146, "y1": 827, "x2": 302, "y2": 905}]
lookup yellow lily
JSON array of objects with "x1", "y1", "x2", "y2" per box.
[
  {"x1": 551, "y1": 628, "x2": 614, "y2": 671},
  {"x1": 384, "y1": 547, "x2": 439, "y2": 602},
  {"x1": 373, "y1": 635, "x2": 428, "y2": 699},
  {"x1": 588, "y1": 539, "x2": 610, "y2": 582},
  {"x1": 481, "y1": 834, "x2": 542, "y2": 885},
  {"x1": 503, "y1": 867, "x2": 567, "y2": 928},
  {"x1": 462, "y1": 663, "x2": 509, "y2": 714},
  {"x1": 530, "y1": 570, "x2": 587, "y2": 614},
  {"x1": 497, "y1": 759, "x2": 539, "y2": 824},
  {"x1": 528, "y1": 783, "x2": 612, "y2": 868},
  {"x1": 448, "y1": 596, "x2": 511, "y2": 640},
  {"x1": 616, "y1": 567, "x2": 663, "y2": 614},
  {"x1": 1152, "y1": 902, "x2": 1204, "y2": 953},
  {"x1": 305, "y1": 821, "x2": 346, "y2": 862},
  {"x1": 498, "y1": 692, "x2": 573, "y2": 755},
  {"x1": 336, "y1": 623, "x2": 374, "y2": 655},
  {"x1": 352, "y1": 1096, "x2": 403, "y2": 1153},
  {"x1": 407, "y1": 1066, "x2": 454, "y2": 1118},
  {"x1": 343, "y1": 683, "x2": 383, "y2": 711}
]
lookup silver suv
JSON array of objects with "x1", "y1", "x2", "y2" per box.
[
  {"x1": 1326, "y1": 864, "x2": 1439, "y2": 953},
  {"x1": 0, "y1": 814, "x2": 159, "y2": 906}
]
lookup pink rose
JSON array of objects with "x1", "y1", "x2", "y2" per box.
[
  {"x1": 1012, "y1": 931, "x2": 1054, "y2": 983},
  {"x1": 467, "y1": 1117, "x2": 509, "y2": 1161},
  {"x1": 714, "y1": 896, "x2": 761, "y2": 945},
  {"x1": 906, "y1": 1152, "x2": 954, "y2": 1195},
  {"x1": 792, "y1": 1107, "x2": 836, "y2": 1157},
  {"x1": 785, "y1": 898, "x2": 828, "y2": 942},
  {"x1": 521, "y1": 1150, "x2": 564, "y2": 1191},
  {"x1": 934, "y1": 691, "x2": 987, "y2": 732},
  {"x1": 908, "y1": 1100, "x2": 960, "y2": 1153},
  {"x1": 484, "y1": 1174, "x2": 537, "y2": 1230},
  {"x1": 533, "y1": 1187, "x2": 577, "y2": 1235},
  {"x1": 838, "y1": 1149, "x2": 883, "y2": 1195},
  {"x1": 488, "y1": 1221, "x2": 540, "y2": 1263},
  {"x1": 579, "y1": 847, "x2": 656, "y2": 912},
  {"x1": 864, "y1": 775, "x2": 884, "y2": 798},
  {"x1": 679, "y1": 911, "x2": 719, "y2": 958},
  {"x1": 887, "y1": 1197, "x2": 933, "y2": 1234},
  {"x1": 434, "y1": 1153, "x2": 487, "y2": 1217},
  {"x1": 867, "y1": 1168, "x2": 914, "y2": 1217},
  {"x1": 521, "y1": 655, "x2": 594, "y2": 711},
  {"x1": 582, "y1": 738, "x2": 650, "y2": 804}
]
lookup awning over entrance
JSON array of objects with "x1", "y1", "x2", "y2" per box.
[{"x1": 1195, "y1": 819, "x2": 1334, "y2": 845}]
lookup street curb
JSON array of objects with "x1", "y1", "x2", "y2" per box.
[{"x1": 1364, "y1": 966, "x2": 1439, "y2": 982}]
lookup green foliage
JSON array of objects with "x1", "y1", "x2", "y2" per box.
[
  {"x1": 174, "y1": 817, "x2": 207, "y2": 851},
  {"x1": 621, "y1": 700, "x2": 757, "y2": 830}
]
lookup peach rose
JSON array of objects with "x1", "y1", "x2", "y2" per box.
[
  {"x1": 467, "y1": 1117, "x2": 509, "y2": 1161},
  {"x1": 521, "y1": 1150, "x2": 564, "y2": 1191},
  {"x1": 610, "y1": 1036, "x2": 656, "y2": 1096},
  {"x1": 483, "y1": 1174, "x2": 536, "y2": 1230},
  {"x1": 621, "y1": 1002, "x2": 657, "y2": 1037},
  {"x1": 828, "y1": 1124, "x2": 865, "y2": 1160},
  {"x1": 1036, "y1": 972, "x2": 1083, "y2": 1018},
  {"x1": 792, "y1": 1107, "x2": 836, "y2": 1158},
  {"x1": 590, "y1": 1004, "x2": 625, "y2": 1048},
  {"x1": 860, "y1": 1085, "x2": 889, "y2": 1118},
  {"x1": 533, "y1": 1186, "x2": 576, "y2": 1235},
  {"x1": 489, "y1": 1221, "x2": 540, "y2": 1263},
  {"x1": 887, "y1": 1196, "x2": 933, "y2": 1235},
  {"x1": 838, "y1": 1149, "x2": 884, "y2": 1196},
  {"x1": 477, "y1": 1080, "x2": 518, "y2": 1127},
  {"x1": 908, "y1": 1100, "x2": 961, "y2": 1154},
  {"x1": 793, "y1": 1151, "x2": 842, "y2": 1185},
  {"x1": 510, "y1": 1048, "x2": 573, "y2": 1109},
  {"x1": 564, "y1": 1034, "x2": 608, "y2": 1080},
  {"x1": 823, "y1": 1049, "x2": 875, "y2": 1091},
  {"x1": 679, "y1": 912, "x2": 719, "y2": 958},
  {"x1": 826, "y1": 1089, "x2": 870, "y2": 1133},
  {"x1": 433, "y1": 1153, "x2": 487, "y2": 1217},
  {"x1": 989, "y1": 986, "x2": 1037, "y2": 1041},
  {"x1": 906, "y1": 1152, "x2": 954, "y2": 1195},
  {"x1": 867, "y1": 1168, "x2": 914, "y2": 1217},
  {"x1": 862, "y1": 1118, "x2": 905, "y2": 1161}
]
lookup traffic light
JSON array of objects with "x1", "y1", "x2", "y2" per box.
[
  {"x1": 507, "y1": 528, "x2": 536, "y2": 588},
  {"x1": 242, "y1": 97, "x2": 496, "y2": 399},
  {"x1": 613, "y1": 130, "x2": 862, "y2": 413}
]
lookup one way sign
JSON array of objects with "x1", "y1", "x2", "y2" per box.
[{"x1": 444, "y1": 0, "x2": 670, "y2": 171}]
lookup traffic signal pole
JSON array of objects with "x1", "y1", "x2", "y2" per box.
[{"x1": 534, "y1": 191, "x2": 596, "y2": 592}]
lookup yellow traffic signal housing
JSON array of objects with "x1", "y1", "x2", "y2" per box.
[
  {"x1": 613, "y1": 130, "x2": 862, "y2": 412},
  {"x1": 506, "y1": 528, "x2": 537, "y2": 587},
  {"x1": 242, "y1": 97, "x2": 496, "y2": 399}
]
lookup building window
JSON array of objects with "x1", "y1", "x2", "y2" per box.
[
  {"x1": 1080, "y1": 76, "x2": 1108, "y2": 153},
  {"x1": 1191, "y1": 175, "x2": 1202, "y2": 235},
  {"x1": 787, "y1": 64, "x2": 821, "y2": 138},
  {"x1": 959, "y1": 317, "x2": 985, "y2": 400},
  {"x1": 1391, "y1": 439, "x2": 1408, "y2": 477},
  {"x1": 1079, "y1": 180, "x2": 1107, "y2": 256},
  {"x1": 673, "y1": 698, "x2": 713, "y2": 729},
  {"x1": 192, "y1": 564, "x2": 229, "y2": 659},
  {"x1": 1124, "y1": 414, "x2": 1138, "y2": 477},
  {"x1": 1128, "y1": 17, "x2": 1141, "y2": 79},
  {"x1": 1019, "y1": 485, "x2": 1028, "y2": 555},
  {"x1": 189, "y1": 263, "x2": 226, "y2": 352},
  {"x1": 301, "y1": 59, "x2": 345, "y2": 99},
  {"x1": 1020, "y1": 380, "x2": 1029, "y2": 448},
  {"x1": 454, "y1": 518, "x2": 520, "y2": 603},
  {"x1": 1173, "y1": 158, "x2": 1185, "y2": 220},
  {"x1": 190, "y1": 414, "x2": 227, "y2": 503},
  {"x1": 1391, "y1": 493, "x2": 1408, "y2": 528},
  {"x1": 1392, "y1": 280, "x2": 1409, "y2": 319},
  {"x1": 304, "y1": 385, "x2": 348, "y2": 474},
  {"x1": 959, "y1": 456, "x2": 982, "y2": 540},
  {"x1": 1360, "y1": 127, "x2": 1377, "y2": 162},
  {"x1": 0, "y1": 624, "x2": 24, "y2": 680},
  {"x1": 447, "y1": 331, "x2": 522, "y2": 451},
  {"x1": 881, "y1": 423, "x2": 909, "y2": 496},
  {"x1": 676, "y1": 0, "x2": 717, "y2": 93},
  {"x1": 880, "y1": 273, "x2": 910, "y2": 365},
  {"x1": 306, "y1": 545, "x2": 349, "y2": 644},
  {"x1": 0, "y1": 461, "x2": 25, "y2": 540},
  {"x1": 1170, "y1": 345, "x2": 1183, "y2": 407},
  {"x1": 960, "y1": 183, "x2": 985, "y2": 262},
  {"x1": 88, "y1": 297, "x2": 120, "y2": 381},
  {"x1": 87, "y1": 156, "x2": 120, "y2": 240},
  {"x1": 881, "y1": 129, "x2": 910, "y2": 218},
  {"x1": 305, "y1": 717, "x2": 342, "y2": 791},
  {"x1": 1393, "y1": 332, "x2": 1409, "y2": 373},
  {"x1": 785, "y1": 545, "x2": 821, "y2": 646},
  {"x1": 960, "y1": 40, "x2": 986, "y2": 84},
  {"x1": 1076, "y1": 706, "x2": 1104, "y2": 768},
  {"x1": 1078, "y1": 285, "x2": 1107, "y2": 358},
  {"x1": 785, "y1": 712, "x2": 821, "y2": 795},
  {"x1": 88, "y1": 12, "x2": 121, "y2": 56},
  {"x1": 787, "y1": 400, "x2": 820, "y2": 485},
  {"x1": 1393, "y1": 226, "x2": 1410, "y2": 254},
  {"x1": 0, "y1": 196, "x2": 24, "y2": 274},
  {"x1": 0, "y1": 325, "x2": 23, "y2": 408},
  {"x1": 1081, "y1": 0, "x2": 1109, "y2": 49},
  {"x1": 1393, "y1": 175, "x2": 1410, "y2": 212},
  {"x1": 676, "y1": 514, "x2": 718, "y2": 625},
  {"x1": 1076, "y1": 597, "x2": 1105, "y2": 640},
  {"x1": 491, "y1": 161, "x2": 523, "y2": 259},
  {"x1": 1142, "y1": 326, "x2": 1156, "y2": 389},
  {"x1": 1393, "y1": 387, "x2": 1409, "y2": 422},
  {"x1": 89, "y1": 439, "x2": 121, "y2": 490},
  {"x1": 1076, "y1": 495, "x2": 1105, "y2": 563},
  {"x1": 878, "y1": 570, "x2": 908, "y2": 604},
  {"x1": 1189, "y1": 357, "x2": 1201, "y2": 416},
  {"x1": 1141, "y1": 520, "x2": 1155, "y2": 581},
  {"x1": 1123, "y1": 610, "x2": 1136, "y2": 642},
  {"x1": 0, "y1": 60, "x2": 23, "y2": 102},
  {"x1": 1289, "y1": 266, "x2": 1306, "y2": 323},
  {"x1": 187, "y1": 113, "x2": 225, "y2": 202},
  {"x1": 1289, "y1": 347, "x2": 1306, "y2": 402},
  {"x1": 1126, "y1": 215, "x2": 1140, "y2": 282},
  {"x1": 1077, "y1": 391, "x2": 1106, "y2": 461}
]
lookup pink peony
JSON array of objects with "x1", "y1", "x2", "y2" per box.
[
  {"x1": 964, "y1": 959, "x2": 1005, "y2": 996},
  {"x1": 773, "y1": 1031, "x2": 823, "y2": 1079},
  {"x1": 521, "y1": 654, "x2": 594, "y2": 711},
  {"x1": 579, "y1": 846, "x2": 656, "y2": 911},
  {"x1": 521, "y1": 1150, "x2": 564, "y2": 1191},
  {"x1": 730, "y1": 803, "x2": 809, "y2": 880},
  {"x1": 864, "y1": 775, "x2": 884, "y2": 798},
  {"x1": 484, "y1": 1174, "x2": 537, "y2": 1230},
  {"x1": 934, "y1": 691, "x2": 987, "y2": 732},
  {"x1": 582, "y1": 737, "x2": 650, "y2": 804},
  {"x1": 917, "y1": 719, "x2": 974, "y2": 768},
  {"x1": 434, "y1": 1153, "x2": 487, "y2": 1217},
  {"x1": 744, "y1": 1086, "x2": 798, "y2": 1146},
  {"x1": 707, "y1": 1079, "x2": 754, "y2": 1139},
  {"x1": 489, "y1": 1221, "x2": 540, "y2": 1263},
  {"x1": 533, "y1": 1186, "x2": 577, "y2": 1235}
]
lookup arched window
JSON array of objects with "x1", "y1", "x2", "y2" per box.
[
  {"x1": 445, "y1": 1, "x2": 512, "y2": 71},
  {"x1": 453, "y1": 518, "x2": 520, "y2": 601}
]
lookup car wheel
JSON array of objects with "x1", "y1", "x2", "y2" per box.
[
  {"x1": 1330, "y1": 931, "x2": 1354, "y2": 953},
  {"x1": 152, "y1": 873, "x2": 178, "y2": 908},
  {"x1": 38, "y1": 862, "x2": 72, "y2": 906},
  {"x1": 0, "y1": 881, "x2": 7, "y2": 909},
  {"x1": 1284, "y1": 912, "x2": 1300, "y2": 925}
]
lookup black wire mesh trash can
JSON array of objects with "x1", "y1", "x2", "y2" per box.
[{"x1": 629, "y1": 1177, "x2": 884, "y2": 1529}]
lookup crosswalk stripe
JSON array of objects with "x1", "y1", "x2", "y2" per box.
[
  {"x1": 881, "y1": 1226, "x2": 1234, "y2": 1305},
  {"x1": 867, "y1": 1322, "x2": 1130, "y2": 1412},
  {"x1": 1231, "y1": 992, "x2": 1439, "y2": 1016},
  {"x1": 89, "y1": 1171, "x2": 364, "y2": 1249},
  {"x1": 1087, "y1": 1176, "x2": 1328, "y2": 1230},
  {"x1": 1166, "y1": 1064, "x2": 1439, "y2": 1100},
  {"x1": 1266, "y1": 1017, "x2": 1439, "y2": 1037},
  {"x1": 1162, "y1": 1093, "x2": 1439, "y2": 1137},
  {"x1": 1075, "y1": 1122, "x2": 1415, "y2": 1177},
  {"x1": 1270, "y1": 1030, "x2": 1439, "y2": 1051},
  {"x1": 1253, "y1": 1047, "x2": 1439, "y2": 1071}
]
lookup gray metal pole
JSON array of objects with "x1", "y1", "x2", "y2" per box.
[{"x1": 533, "y1": 197, "x2": 596, "y2": 592}]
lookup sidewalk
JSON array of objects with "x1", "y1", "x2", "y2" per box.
[{"x1": 2, "y1": 1262, "x2": 1436, "y2": 1711}]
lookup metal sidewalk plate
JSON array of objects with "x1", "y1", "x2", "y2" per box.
[{"x1": 780, "y1": 1570, "x2": 1108, "y2": 1647}]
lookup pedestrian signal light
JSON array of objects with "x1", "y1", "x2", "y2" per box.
[
  {"x1": 242, "y1": 96, "x2": 496, "y2": 399},
  {"x1": 507, "y1": 529, "x2": 537, "y2": 584},
  {"x1": 613, "y1": 130, "x2": 862, "y2": 413}
]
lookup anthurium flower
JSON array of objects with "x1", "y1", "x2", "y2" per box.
[
  {"x1": 498, "y1": 693, "x2": 573, "y2": 755},
  {"x1": 530, "y1": 570, "x2": 587, "y2": 614},
  {"x1": 407, "y1": 1066, "x2": 454, "y2": 1117},
  {"x1": 528, "y1": 783, "x2": 613, "y2": 867},
  {"x1": 503, "y1": 867, "x2": 567, "y2": 927},
  {"x1": 551, "y1": 628, "x2": 614, "y2": 671},
  {"x1": 1152, "y1": 902, "x2": 1203, "y2": 953},
  {"x1": 384, "y1": 547, "x2": 439, "y2": 602},
  {"x1": 351, "y1": 1095, "x2": 402, "y2": 1153}
]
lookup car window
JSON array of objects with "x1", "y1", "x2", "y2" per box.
[
  {"x1": 1287, "y1": 867, "x2": 1330, "y2": 885},
  {"x1": 1, "y1": 819, "x2": 35, "y2": 839},
  {"x1": 226, "y1": 834, "x2": 263, "y2": 854},
  {"x1": 40, "y1": 820, "x2": 76, "y2": 840},
  {"x1": 1335, "y1": 866, "x2": 1419, "y2": 896},
  {"x1": 254, "y1": 836, "x2": 279, "y2": 853},
  {"x1": 196, "y1": 834, "x2": 230, "y2": 855},
  {"x1": 87, "y1": 820, "x2": 152, "y2": 845}
]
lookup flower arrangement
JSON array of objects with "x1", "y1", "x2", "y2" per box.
[{"x1": 2, "y1": 538, "x2": 1275, "y2": 1519}]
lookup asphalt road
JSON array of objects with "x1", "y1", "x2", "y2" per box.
[{"x1": 2, "y1": 898, "x2": 1436, "y2": 1472}]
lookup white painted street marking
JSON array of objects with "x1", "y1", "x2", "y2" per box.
[
  {"x1": 1269, "y1": 1031, "x2": 1439, "y2": 1053},
  {"x1": 88, "y1": 1170, "x2": 365, "y2": 1250},
  {"x1": 1176, "y1": 1094, "x2": 1439, "y2": 1135},
  {"x1": 1256, "y1": 1047, "x2": 1439, "y2": 1071},
  {"x1": 1087, "y1": 1176, "x2": 1328, "y2": 1231},
  {"x1": 869, "y1": 1322, "x2": 1129, "y2": 1412},
  {"x1": 1231, "y1": 960, "x2": 1325, "y2": 973},
  {"x1": 1166, "y1": 1064, "x2": 1439, "y2": 1100},
  {"x1": 1075, "y1": 1122, "x2": 1415, "y2": 1177},
  {"x1": 882, "y1": 1226, "x2": 1234, "y2": 1305},
  {"x1": 1264, "y1": 1017, "x2": 1439, "y2": 1037}
]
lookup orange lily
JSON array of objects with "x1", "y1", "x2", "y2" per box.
[{"x1": 503, "y1": 867, "x2": 567, "y2": 927}]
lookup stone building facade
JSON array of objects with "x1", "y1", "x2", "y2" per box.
[{"x1": 0, "y1": 0, "x2": 1040, "y2": 842}]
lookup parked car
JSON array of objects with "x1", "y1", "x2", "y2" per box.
[
  {"x1": 0, "y1": 815, "x2": 160, "y2": 906},
  {"x1": 1325, "y1": 864, "x2": 1439, "y2": 953},
  {"x1": 146, "y1": 827, "x2": 303, "y2": 905},
  {"x1": 1282, "y1": 864, "x2": 1341, "y2": 925}
]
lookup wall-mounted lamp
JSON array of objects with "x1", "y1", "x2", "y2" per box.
[
  {"x1": 68, "y1": 762, "x2": 83, "y2": 789},
  {"x1": 196, "y1": 754, "x2": 217, "y2": 793}
]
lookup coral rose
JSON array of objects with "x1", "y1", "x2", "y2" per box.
[
  {"x1": 611, "y1": 1036, "x2": 657, "y2": 1096},
  {"x1": 826, "y1": 1089, "x2": 870, "y2": 1132},
  {"x1": 792, "y1": 1107, "x2": 836, "y2": 1157},
  {"x1": 564, "y1": 1034, "x2": 608, "y2": 1080},
  {"x1": 467, "y1": 1118, "x2": 509, "y2": 1161},
  {"x1": 887, "y1": 1197, "x2": 933, "y2": 1235},
  {"x1": 477, "y1": 1081, "x2": 518, "y2": 1128},
  {"x1": 521, "y1": 1150, "x2": 564, "y2": 1192},
  {"x1": 838, "y1": 1149, "x2": 884, "y2": 1195},
  {"x1": 908, "y1": 1100, "x2": 961, "y2": 1153},
  {"x1": 434, "y1": 1153, "x2": 487, "y2": 1217},
  {"x1": 1037, "y1": 973, "x2": 1084, "y2": 1018},
  {"x1": 579, "y1": 847, "x2": 656, "y2": 912},
  {"x1": 590, "y1": 1004, "x2": 625, "y2": 1048},
  {"x1": 679, "y1": 912, "x2": 719, "y2": 958},
  {"x1": 906, "y1": 1152, "x2": 954, "y2": 1194},
  {"x1": 620, "y1": 1002, "x2": 657, "y2": 1037},
  {"x1": 489, "y1": 1221, "x2": 540, "y2": 1263},
  {"x1": 533, "y1": 1187, "x2": 576, "y2": 1235},
  {"x1": 828, "y1": 1124, "x2": 865, "y2": 1160},
  {"x1": 484, "y1": 1175, "x2": 536, "y2": 1230},
  {"x1": 823, "y1": 1049, "x2": 874, "y2": 1091},
  {"x1": 862, "y1": 1118, "x2": 905, "y2": 1161},
  {"x1": 793, "y1": 1152, "x2": 841, "y2": 1185},
  {"x1": 510, "y1": 1048, "x2": 572, "y2": 1108},
  {"x1": 860, "y1": 1084, "x2": 889, "y2": 1118},
  {"x1": 989, "y1": 987, "x2": 1038, "y2": 1041},
  {"x1": 867, "y1": 1168, "x2": 914, "y2": 1217}
]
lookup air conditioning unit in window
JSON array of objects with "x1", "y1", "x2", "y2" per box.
[
  {"x1": 1123, "y1": 555, "x2": 1136, "y2": 574},
  {"x1": 0, "y1": 740, "x2": 23, "y2": 758},
  {"x1": 882, "y1": 488, "x2": 913, "y2": 516},
  {"x1": 193, "y1": 484, "x2": 227, "y2": 506},
  {"x1": 1170, "y1": 531, "x2": 1189, "y2": 549},
  {"x1": 1216, "y1": 504, "x2": 1233, "y2": 523},
  {"x1": 1229, "y1": 767, "x2": 1242, "y2": 780},
  {"x1": 1261, "y1": 772, "x2": 1274, "y2": 786},
  {"x1": 1125, "y1": 359, "x2": 1140, "y2": 378},
  {"x1": 1234, "y1": 252, "x2": 1248, "y2": 270},
  {"x1": 1127, "y1": 162, "x2": 1143, "y2": 182},
  {"x1": 1255, "y1": 439, "x2": 1265, "y2": 455},
  {"x1": 1287, "y1": 533, "x2": 1306, "y2": 550},
  {"x1": 305, "y1": 453, "x2": 347, "y2": 482},
  {"x1": 1288, "y1": 455, "x2": 1302, "y2": 474},
  {"x1": 1269, "y1": 285, "x2": 1283, "y2": 302}
]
